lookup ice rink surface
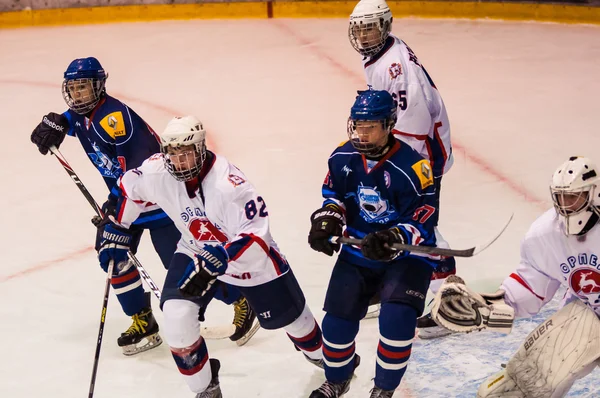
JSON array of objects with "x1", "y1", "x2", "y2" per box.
[{"x1": 1, "y1": 17, "x2": 600, "y2": 397}]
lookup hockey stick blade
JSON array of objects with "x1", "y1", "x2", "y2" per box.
[{"x1": 330, "y1": 214, "x2": 513, "y2": 258}]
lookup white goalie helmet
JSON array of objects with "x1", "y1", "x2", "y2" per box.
[
  {"x1": 348, "y1": 0, "x2": 393, "y2": 57},
  {"x1": 550, "y1": 156, "x2": 600, "y2": 235},
  {"x1": 160, "y1": 116, "x2": 207, "y2": 182}
]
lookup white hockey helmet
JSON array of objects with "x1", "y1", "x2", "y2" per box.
[
  {"x1": 348, "y1": 0, "x2": 393, "y2": 57},
  {"x1": 160, "y1": 116, "x2": 207, "y2": 182},
  {"x1": 550, "y1": 156, "x2": 600, "y2": 235}
]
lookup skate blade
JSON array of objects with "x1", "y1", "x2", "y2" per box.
[
  {"x1": 121, "y1": 333, "x2": 162, "y2": 356},
  {"x1": 235, "y1": 320, "x2": 261, "y2": 347}
]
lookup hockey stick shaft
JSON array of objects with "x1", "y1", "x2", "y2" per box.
[
  {"x1": 330, "y1": 236, "x2": 475, "y2": 257},
  {"x1": 88, "y1": 261, "x2": 114, "y2": 398},
  {"x1": 48, "y1": 146, "x2": 162, "y2": 299}
]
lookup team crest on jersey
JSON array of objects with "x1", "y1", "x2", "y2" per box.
[
  {"x1": 228, "y1": 174, "x2": 246, "y2": 187},
  {"x1": 88, "y1": 142, "x2": 121, "y2": 178},
  {"x1": 188, "y1": 218, "x2": 227, "y2": 242},
  {"x1": 570, "y1": 268, "x2": 600, "y2": 306},
  {"x1": 388, "y1": 63, "x2": 402, "y2": 79},
  {"x1": 99, "y1": 111, "x2": 126, "y2": 138},
  {"x1": 412, "y1": 159, "x2": 433, "y2": 189},
  {"x1": 356, "y1": 185, "x2": 396, "y2": 223}
]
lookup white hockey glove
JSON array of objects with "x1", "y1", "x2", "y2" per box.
[{"x1": 431, "y1": 275, "x2": 514, "y2": 334}]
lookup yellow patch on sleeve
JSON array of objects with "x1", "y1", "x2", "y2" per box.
[
  {"x1": 99, "y1": 111, "x2": 126, "y2": 138},
  {"x1": 411, "y1": 159, "x2": 434, "y2": 189},
  {"x1": 337, "y1": 140, "x2": 348, "y2": 147}
]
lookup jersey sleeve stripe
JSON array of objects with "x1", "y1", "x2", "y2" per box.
[{"x1": 509, "y1": 272, "x2": 545, "y2": 301}]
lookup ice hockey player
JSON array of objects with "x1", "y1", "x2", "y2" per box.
[
  {"x1": 430, "y1": 156, "x2": 600, "y2": 397},
  {"x1": 29, "y1": 57, "x2": 256, "y2": 354},
  {"x1": 98, "y1": 115, "x2": 324, "y2": 397},
  {"x1": 307, "y1": 88, "x2": 441, "y2": 398},
  {"x1": 348, "y1": 0, "x2": 455, "y2": 336}
]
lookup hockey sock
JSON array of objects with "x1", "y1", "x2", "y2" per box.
[
  {"x1": 322, "y1": 313, "x2": 360, "y2": 383},
  {"x1": 111, "y1": 263, "x2": 145, "y2": 316},
  {"x1": 376, "y1": 302, "x2": 417, "y2": 390},
  {"x1": 170, "y1": 337, "x2": 213, "y2": 393},
  {"x1": 285, "y1": 305, "x2": 323, "y2": 360}
]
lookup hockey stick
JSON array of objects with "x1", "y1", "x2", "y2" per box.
[
  {"x1": 49, "y1": 146, "x2": 254, "y2": 342},
  {"x1": 330, "y1": 214, "x2": 513, "y2": 258},
  {"x1": 88, "y1": 261, "x2": 114, "y2": 398}
]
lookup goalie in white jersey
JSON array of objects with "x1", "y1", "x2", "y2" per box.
[
  {"x1": 99, "y1": 116, "x2": 324, "y2": 397},
  {"x1": 431, "y1": 156, "x2": 600, "y2": 397},
  {"x1": 348, "y1": 0, "x2": 455, "y2": 334}
]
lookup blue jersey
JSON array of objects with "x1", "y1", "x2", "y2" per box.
[
  {"x1": 63, "y1": 94, "x2": 169, "y2": 228},
  {"x1": 323, "y1": 139, "x2": 439, "y2": 268}
]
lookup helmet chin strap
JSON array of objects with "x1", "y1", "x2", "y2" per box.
[{"x1": 364, "y1": 133, "x2": 395, "y2": 160}]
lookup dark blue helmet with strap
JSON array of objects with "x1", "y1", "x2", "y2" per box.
[
  {"x1": 348, "y1": 88, "x2": 397, "y2": 156},
  {"x1": 62, "y1": 57, "x2": 108, "y2": 115}
]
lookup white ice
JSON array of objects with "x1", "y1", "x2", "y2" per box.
[{"x1": 1, "y1": 17, "x2": 600, "y2": 398}]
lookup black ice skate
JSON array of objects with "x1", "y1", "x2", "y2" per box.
[
  {"x1": 309, "y1": 355, "x2": 360, "y2": 398},
  {"x1": 303, "y1": 353, "x2": 324, "y2": 370},
  {"x1": 230, "y1": 297, "x2": 260, "y2": 346},
  {"x1": 118, "y1": 293, "x2": 162, "y2": 355},
  {"x1": 195, "y1": 358, "x2": 222, "y2": 398},
  {"x1": 369, "y1": 387, "x2": 395, "y2": 398},
  {"x1": 416, "y1": 312, "x2": 453, "y2": 340}
]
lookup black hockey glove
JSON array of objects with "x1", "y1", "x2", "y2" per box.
[
  {"x1": 308, "y1": 205, "x2": 345, "y2": 256},
  {"x1": 31, "y1": 112, "x2": 69, "y2": 155},
  {"x1": 361, "y1": 228, "x2": 408, "y2": 262},
  {"x1": 93, "y1": 198, "x2": 119, "y2": 251},
  {"x1": 178, "y1": 245, "x2": 229, "y2": 298}
]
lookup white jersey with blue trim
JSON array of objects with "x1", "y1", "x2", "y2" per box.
[
  {"x1": 501, "y1": 208, "x2": 600, "y2": 318},
  {"x1": 115, "y1": 152, "x2": 289, "y2": 287},
  {"x1": 363, "y1": 34, "x2": 453, "y2": 178}
]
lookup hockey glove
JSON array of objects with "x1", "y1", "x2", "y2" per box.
[
  {"x1": 361, "y1": 227, "x2": 407, "y2": 261},
  {"x1": 430, "y1": 275, "x2": 514, "y2": 334},
  {"x1": 98, "y1": 224, "x2": 133, "y2": 274},
  {"x1": 31, "y1": 112, "x2": 69, "y2": 155},
  {"x1": 178, "y1": 245, "x2": 229, "y2": 298},
  {"x1": 308, "y1": 205, "x2": 345, "y2": 256}
]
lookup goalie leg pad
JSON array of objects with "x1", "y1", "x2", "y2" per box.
[
  {"x1": 505, "y1": 300, "x2": 600, "y2": 398},
  {"x1": 477, "y1": 368, "x2": 525, "y2": 398}
]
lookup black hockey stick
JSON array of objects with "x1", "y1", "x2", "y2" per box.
[
  {"x1": 49, "y1": 146, "x2": 161, "y2": 298},
  {"x1": 88, "y1": 261, "x2": 114, "y2": 398},
  {"x1": 329, "y1": 214, "x2": 513, "y2": 258}
]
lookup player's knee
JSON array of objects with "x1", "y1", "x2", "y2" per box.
[
  {"x1": 162, "y1": 299, "x2": 202, "y2": 348},
  {"x1": 322, "y1": 313, "x2": 360, "y2": 342},
  {"x1": 284, "y1": 304, "x2": 317, "y2": 336},
  {"x1": 379, "y1": 302, "x2": 418, "y2": 334}
]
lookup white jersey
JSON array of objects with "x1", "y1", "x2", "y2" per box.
[
  {"x1": 115, "y1": 152, "x2": 288, "y2": 287},
  {"x1": 363, "y1": 34, "x2": 453, "y2": 178},
  {"x1": 502, "y1": 208, "x2": 600, "y2": 318}
]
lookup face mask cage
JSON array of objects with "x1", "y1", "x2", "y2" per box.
[
  {"x1": 62, "y1": 78, "x2": 105, "y2": 115},
  {"x1": 348, "y1": 18, "x2": 391, "y2": 57},
  {"x1": 347, "y1": 117, "x2": 391, "y2": 156},
  {"x1": 551, "y1": 187, "x2": 592, "y2": 217},
  {"x1": 162, "y1": 142, "x2": 206, "y2": 182}
]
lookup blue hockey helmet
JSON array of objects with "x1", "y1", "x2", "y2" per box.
[
  {"x1": 61, "y1": 57, "x2": 108, "y2": 115},
  {"x1": 347, "y1": 88, "x2": 397, "y2": 156}
]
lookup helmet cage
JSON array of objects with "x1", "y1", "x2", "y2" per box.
[
  {"x1": 162, "y1": 142, "x2": 206, "y2": 182},
  {"x1": 62, "y1": 77, "x2": 106, "y2": 115},
  {"x1": 348, "y1": 13, "x2": 392, "y2": 57},
  {"x1": 347, "y1": 116, "x2": 394, "y2": 156}
]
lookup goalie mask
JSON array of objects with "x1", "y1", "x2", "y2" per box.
[
  {"x1": 550, "y1": 156, "x2": 600, "y2": 236},
  {"x1": 348, "y1": 0, "x2": 393, "y2": 57},
  {"x1": 160, "y1": 116, "x2": 207, "y2": 182},
  {"x1": 62, "y1": 57, "x2": 107, "y2": 115}
]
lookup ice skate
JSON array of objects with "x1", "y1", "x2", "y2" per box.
[
  {"x1": 416, "y1": 312, "x2": 453, "y2": 339},
  {"x1": 118, "y1": 293, "x2": 162, "y2": 355},
  {"x1": 309, "y1": 355, "x2": 360, "y2": 397},
  {"x1": 230, "y1": 296, "x2": 260, "y2": 346},
  {"x1": 368, "y1": 387, "x2": 394, "y2": 398},
  {"x1": 195, "y1": 358, "x2": 222, "y2": 398}
]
